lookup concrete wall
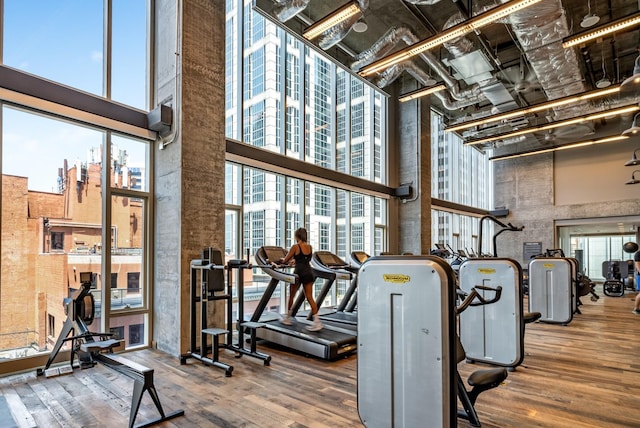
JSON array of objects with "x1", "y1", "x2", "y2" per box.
[
  {"x1": 153, "y1": 0, "x2": 226, "y2": 356},
  {"x1": 393, "y1": 79, "x2": 432, "y2": 255},
  {"x1": 494, "y1": 138, "x2": 640, "y2": 267}
]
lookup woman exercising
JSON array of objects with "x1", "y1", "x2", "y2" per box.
[{"x1": 279, "y1": 227, "x2": 323, "y2": 331}]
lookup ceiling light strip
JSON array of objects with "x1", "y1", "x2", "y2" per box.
[
  {"x1": 303, "y1": 2, "x2": 361, "y2": 40},
  {"x1": 358, "y1": 0, "x2": 542, "y2": 77},
  {"x1": 562, "y1": 11, "x2": 640, "y2": 48},
  {"x1": 489, "y1": 135, "x2": 628, "y2": 161},
  {"x1": 398, "y1": 84, "x2": 447, "y2": 102},
  {"x1": 465, "y1": 104, "x2": 640, "y2": 146},
  {"x1": 446, "y1": 85, "x2": 621, "y2": 133}
]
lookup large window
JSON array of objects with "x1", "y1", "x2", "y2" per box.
[
  {"x1": 226, "y1": 161, "x2": 387, "y2": 316},
  {"x1": 4, "y1": 0, "x2": 148, "y2": 108},
  {"x1": 1, "y1": 1, "x2": 151, "y2": 367},
  {"x1": 431, "y1": 111, "x2": 492, "y2": 207},
  {"x1": 225, "y1": 1, "x2": 386, "y2": 184},
  {"x1": 430, "y1": 110, "x2": 494, "y2": 253},
  {"x1": 224, "y1": 1, "x2": 388, "y2": 317}
]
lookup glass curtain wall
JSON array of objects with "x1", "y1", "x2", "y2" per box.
[
  {"x1": 558, "y1": 230, "x2": 637, "y2": 280},
  {"x1": 224, "y1": 0, "x2": 387, "y2": 316},
  {"x1": 1, "y1": 0, "x2": 151, "y2": 367},
  {"x1": 430, "y1": 110, "x2": 494, "y2": 256}
]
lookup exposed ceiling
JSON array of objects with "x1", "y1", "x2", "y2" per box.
[{"x1": 255, "y1": 0, "x2": 640, "y2": 159}]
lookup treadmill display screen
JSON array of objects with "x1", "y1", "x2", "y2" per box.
[
  {"x1": 263, "y1": 247, "x2": 287, "y2": 263},
  {"x1": 316, "y1": 252, "x2": 345, "y2": 267},
  {"x1": 352, "y1": 252, "x2": 369, "y2": 264}
]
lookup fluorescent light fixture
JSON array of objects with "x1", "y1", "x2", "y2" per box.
[
  {"x1": 562, "y1": 11, "x2": 640, "y2": 48},
  {"x1": 489, "y1": 135, "x2": 627, "y2": 161},
  {"x1": 465, "y1": 105, "x2": 640, "y2": 146},
  {"x1": 303, "y1": 1, "x2": 362, "y2": 41},
  {"x1": 358, "y1": 0, "x2": 543, "y2": 77},
  {"x1": 398, "y1": 84, "x2": 446, "y2": 102},
  {"x1": 446, "y1": 85, "x2": 621, "y2": 133}
]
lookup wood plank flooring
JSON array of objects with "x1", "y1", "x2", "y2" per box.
[{"x1": 1, "y1": 287, "x2": 639, "y2": 427}]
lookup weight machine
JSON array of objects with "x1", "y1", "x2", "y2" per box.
[
  {"x1": 357, "y1": 255, "x2": 507, "y2": 427},
  {"x1": 180, "y1": 248, "x2": 271, "y2": 376}
]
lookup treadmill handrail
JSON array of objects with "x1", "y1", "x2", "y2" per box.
[{"x1": 255, "y1": 247, "x2": 298, "y2": 284}]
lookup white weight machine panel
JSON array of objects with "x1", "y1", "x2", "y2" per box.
[
  {"x1": 458, "y1": 258, "x2": 524, "y2": 368},
  {"x1": 357, "y1": 256, "x2": 456, "y2": 428},
  {"x1": 528, "y1": 258, "x2": 574, "y2": 324}
]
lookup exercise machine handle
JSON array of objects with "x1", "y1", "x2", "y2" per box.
[{"x1": 457, "y1": 285, "x2": 502, "y2": 314}]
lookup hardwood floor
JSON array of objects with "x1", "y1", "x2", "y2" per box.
[{"x1": 1, "y1": 287, "x2": 639, "y2": 427}]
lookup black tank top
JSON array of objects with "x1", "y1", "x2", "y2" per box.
[{"x1": 293, "y1": 244, "x2": 314, "y2": 284}]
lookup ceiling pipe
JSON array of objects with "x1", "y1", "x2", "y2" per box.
[
  {"x1": 273, "y1": 0, "x2": 311, "y2": 22},
  {"x1": 317, "y1": 0, "x2": 369, "y2": 50},
  {"x1": 350, "y1": 26, "x2": 486, "y2": 106},
  {"x1": 500, "y1": 0, "x2": 588, "y2": 120},
  {"x1": 611, "y1": 38, "x2": 620, "y2": 83},
  {"x1": 581, "y1": 47, "x2": 598, "y2": 88}
]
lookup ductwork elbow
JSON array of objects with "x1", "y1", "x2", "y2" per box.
[
  {"x1": 351, "y1": 26, "x2": 416, "y2": 71},
  {"x1": 316, "y1": 0, "x2": 368, "y2": 50},
  {"x1": 433, "y1": 89, "x2": 482, "y2": 110},
  {"x1": 374, "y1": 60, "x2": 435, "y2": 88},
  {"x1": 374, "y1": 60, "x2": 481, "y2": 110},
  {"x1": 273, "y1": 0, "x2": 311, "y2": 22},
  {"x1": 318, "y1": 13, "x2": 363, "y2": 49},
  {"x1": 442, "y1": 12, "x2": 474, "y2": 57}
]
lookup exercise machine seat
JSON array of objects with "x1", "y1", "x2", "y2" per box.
[
  {"x1": 468, "y1": 368, "x2": 508, "y2": 388},
  {"x1": 523, "y1": 311, "x2": 541, "y2": 324}
]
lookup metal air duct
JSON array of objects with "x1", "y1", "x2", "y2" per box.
[
  {"x1": 351, "y1": 26, "x2": 486, "y2": 109},
  {"x1": 318, "y1": 1, "x2": 369, "y2": 50},
  {"x1": 273, "y1": 0, "x2": 311, "y2": 22},
  {"x1": 500, "y1": 0, "x2": 588, "y2": 120},
  {"x1": 441, "y1": 7, "x2": 519, "y2": 114}
]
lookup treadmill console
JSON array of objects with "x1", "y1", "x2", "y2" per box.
[
  {"x1": 261, "y1": 246, "x2": 288, "y2": 263},
  {"x1": 350, "y1": 251, "x2": 370, "y2": 266},
  {"x1": 316, "y1": 251, "x2": 347, "y2": 268}
]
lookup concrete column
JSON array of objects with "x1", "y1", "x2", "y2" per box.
[
  {"x1": 392, "y1": 80, "x2": 432, "y2": 255},
  {"x1": 153, "y1": 0, "x2": 226, "y2": 356}
]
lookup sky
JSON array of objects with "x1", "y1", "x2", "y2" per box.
[{"x1": 2, "y1": 0, "x2": 147, "y2": 192}]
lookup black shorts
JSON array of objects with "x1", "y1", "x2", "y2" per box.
[{"x1": 296, "y1": 266, "x2": 315, "y2": 285}]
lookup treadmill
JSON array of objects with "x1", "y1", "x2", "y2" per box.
[
  {"x1": 340, "y1": 251, "x2": 369, "y2": 313},
  {"x1": 250, "y1": 246, "x2": 358, "y2": 360},
  {"x1": 292, "y1": 251, "x2": 358, "y2": 327}
]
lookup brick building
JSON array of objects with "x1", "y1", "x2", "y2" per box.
[{"x1": 1, "y1": 155, "x2": 143, "y2": 356}]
